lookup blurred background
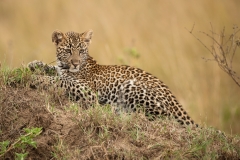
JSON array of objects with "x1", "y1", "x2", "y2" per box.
[{"x1": 0, "y1": 0, "x2": 239, "y2": 134}]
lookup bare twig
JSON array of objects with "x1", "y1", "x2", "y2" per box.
[
  {"x1": 187, "y1": 24, "x2": 240, "y2": 87},
  {"x1": 190, "y1": 23, "x2": 195, "y2": 33}
]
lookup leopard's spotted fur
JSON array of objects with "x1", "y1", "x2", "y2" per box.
[{"x1": 28, "y1": 30, "x2": 198, "y2": 127}]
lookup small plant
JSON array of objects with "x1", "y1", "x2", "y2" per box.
[
  {"x1": 126, "y1": 47, "x2": 140, "y2": 59},
  {"x1": 65, "y1": 103, "x2": 79, "y2": 115},
  {"x1": 129, "y1": 124, "x2": 144, "y2": 142},
  {"x1": 0, "y1": 127, "x2": 42, "y2": 160},
  {"x1": 118, "y1": 46, "x2": 140, "y2": 65}
]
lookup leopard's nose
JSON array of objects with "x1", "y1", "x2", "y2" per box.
[
  {"x1": 71, "y1": 60, "x2": 79, "y2": 68},
  {"x1": 72, "y1": 64, "x2": 78, "y2": 68}
]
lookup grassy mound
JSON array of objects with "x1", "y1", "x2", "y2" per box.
[{"x1": 0, "y1": 66, "x2": 239, "y2": 159}]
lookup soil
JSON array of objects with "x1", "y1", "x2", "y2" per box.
[{"x1": 0, "y1": 86, "x2": 72, "y2": 159}]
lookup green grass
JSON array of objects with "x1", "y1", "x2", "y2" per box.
[{"x1": 0, "y1": 65, "x2": 31, "y2": 86}]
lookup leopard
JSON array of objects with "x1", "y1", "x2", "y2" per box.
[{"x1": 28, "y1": 29, "x2": 198, "y2": 127}]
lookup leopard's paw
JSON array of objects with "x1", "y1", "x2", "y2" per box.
[{"x1": 28, "y1": 60, "x2": 45, "y2": 71}]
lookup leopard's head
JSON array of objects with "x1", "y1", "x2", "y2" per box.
[{"x1": 52, "y1": 30, "x2": 93, "y2": 73}]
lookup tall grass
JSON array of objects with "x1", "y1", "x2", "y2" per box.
[{"x1": 0, "y1": 0, "x2": 239, "y2": 134}]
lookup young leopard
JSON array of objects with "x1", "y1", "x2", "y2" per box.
[{"x1": 28, "y1": 30, "x2": 198, "y2": 127}]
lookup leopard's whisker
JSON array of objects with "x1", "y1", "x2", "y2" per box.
[{"x1": 48, "y1": 60, "x2": 57, "y2": 65}]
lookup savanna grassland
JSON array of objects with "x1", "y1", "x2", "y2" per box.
[
  {"x1": 0, "y1": 1, "x2": 240, "y2": 159},
  {"x1": 0, "y1": 0, "x2": 239, "y2": 134}
]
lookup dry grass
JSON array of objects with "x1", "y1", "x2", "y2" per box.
[
  {"x1": 0, "y1": 67, "x2": 239, "y2": 159},
  {"x1": 0, "y1": 0, "x2": 239, "y2": 134}
]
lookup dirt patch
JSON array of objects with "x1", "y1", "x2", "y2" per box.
[
  {"x1": 0, "y1": 87, "x2": 55, "y2": 159},
  {"x1": 0, "y1": 85, "x2": 84, "y2": 159}
]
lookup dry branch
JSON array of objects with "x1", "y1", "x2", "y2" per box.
[{"x1": 186, "y1": 24, "x2": 240, "y2": 87}]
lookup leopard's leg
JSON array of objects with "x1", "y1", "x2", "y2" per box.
[
  {"x1": 117, "y1": 79, "x2": 200, "y2": 127},
  {"x1": 28, "y1": 60, "x2": 57, "y2": 75},
  {"x1": 29, "y1": 74, "x2": 97, "y2": 108}
]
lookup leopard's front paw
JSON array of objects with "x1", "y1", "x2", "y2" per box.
[{"x1": 28, "y1": 60, "x2": 45, "y2": 71}]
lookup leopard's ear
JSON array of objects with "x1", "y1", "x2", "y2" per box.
[
  {"x1": 80, "y1": 30, "x2": 93, "y2": 45},
  {"x1": 52, "y1": 30, "x2": 65, "y2": 46}
]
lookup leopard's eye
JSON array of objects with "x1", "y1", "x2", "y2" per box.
[
  {"x1": 79, "y1": 49, "x2": 85, "y2": 53},
  {"x1": 65, "y1": 49, "x2": 71, "y2": 54}
]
